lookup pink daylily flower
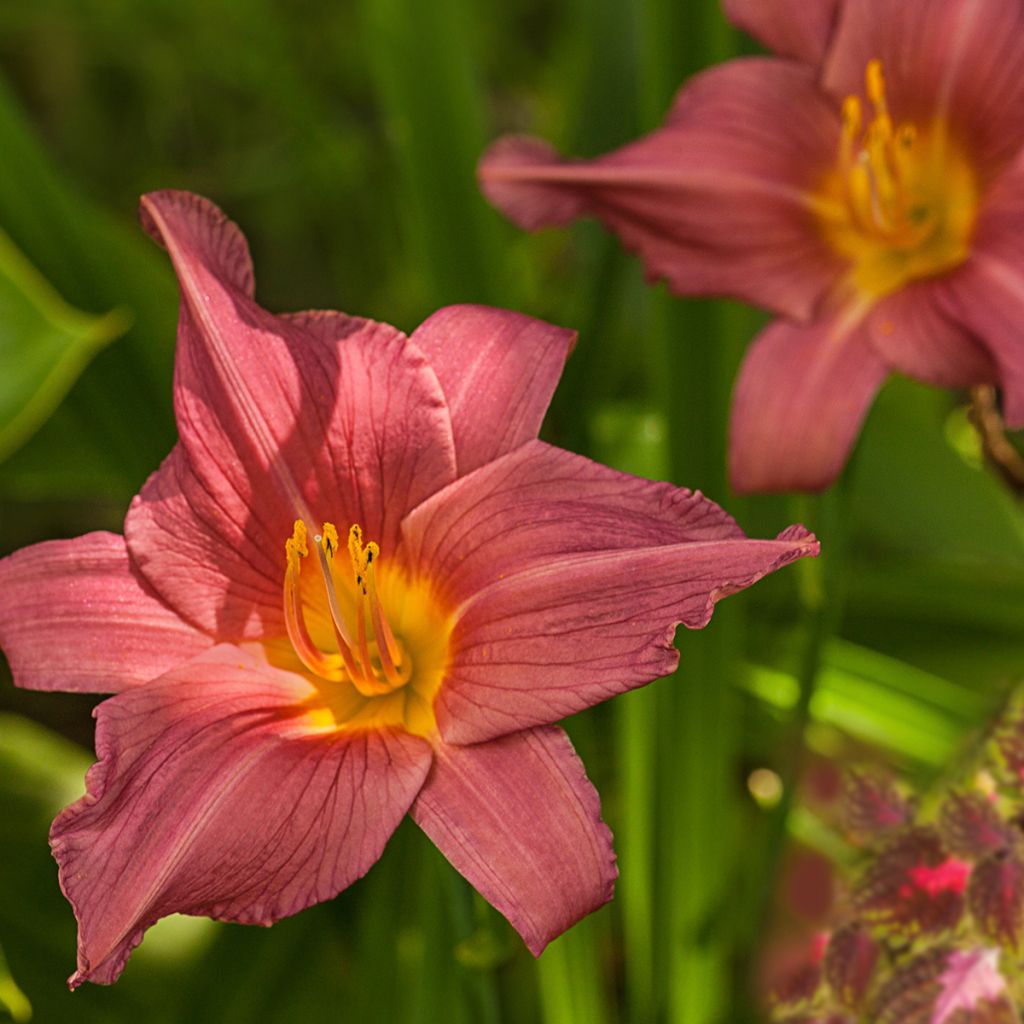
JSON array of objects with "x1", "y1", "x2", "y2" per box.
[
  {"x1": 479, "y1": 0, "x2": 1024, "y2": 493},
  {"x1": 0, "y1": 191, "x2": 817, "y2": 988}
]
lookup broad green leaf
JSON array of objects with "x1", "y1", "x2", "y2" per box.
[{"x1": 0, "y1": 228, "x2": 129, "y2": 463}]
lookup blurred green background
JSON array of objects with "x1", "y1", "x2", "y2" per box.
[{"x1": 0, "y1": 1, "x2": 1021, "y2": 1021}]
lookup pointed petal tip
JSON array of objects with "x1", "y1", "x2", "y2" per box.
[
  {"x1": 478, "y1": 134, "x2": 587, "y2": 231},
  {"x1": 687, "y1": 525, "x2": 819, "y2": 629},
  {"x1": 775, "y1": 523, "x2": 821, "y2": 554},
  {"x1": 138, "y1": 189, "x2": 255, "y2": 298}
]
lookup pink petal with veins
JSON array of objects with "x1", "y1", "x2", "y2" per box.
[
  {"x1": 52, "y1": 646, "x2": 431, "y2": 988},
  {"x1": 824, "y1": 0, "x2": 1024, "y2": 169},
  {"x1": 0, "y1": 532, "x2": 208, "y2": 693},
  {"x1": 729, "y1": 309, "x2": 889, "y2": 493},
  {"x1": 412, "y1": 726, "x2": 616, "y2": 955},
  {"x1": 409, "y1": 305, "x2": 575, "y2": 477},
  {"x1": 723, "y1": 0, "x2": 840, "y2": 66},
  {"x1": 480, "y1": 59, "x2": 844, "y2": 321}
]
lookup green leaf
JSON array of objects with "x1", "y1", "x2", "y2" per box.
[
  {"x1": 0, "y1": 941, "x2": 31, "y2": 1024},
  {"x1": 0, "y1": 227, "x2": 129, "y2": 463}
]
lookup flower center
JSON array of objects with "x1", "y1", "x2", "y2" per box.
[
  {"x1": 282, "y1": 519, "x2": 450, "y2": 735},
  {"x1": 817, "y1": 59, "x2": 977, "y2": 301}
]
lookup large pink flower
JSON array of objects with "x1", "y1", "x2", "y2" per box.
[
  {"x1": 0, "y1": 191, "x2": 817, "y2": 987},
  {"x1": 479, "y1": 0, "x2": 1024, "y2": 493}
]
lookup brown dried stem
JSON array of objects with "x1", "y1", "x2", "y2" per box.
[{"x1": 968, "y1": 386, "x2": 1024, "y2": 497}]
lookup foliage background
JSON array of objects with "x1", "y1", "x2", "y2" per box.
[{"x1": 0, "y1": 1, "x2": 1021, "y2": 1021}]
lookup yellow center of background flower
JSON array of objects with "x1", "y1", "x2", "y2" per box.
[
  {"x1": 817, "y1": 59, "x2": 977, "y2": 302},
  {"x1": 277, "y1": 519, "x2": 452, "y2": 737}
]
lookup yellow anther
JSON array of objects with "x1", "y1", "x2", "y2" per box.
[
  {"x1": 347, "y1": 523, "x2": 380, "y2": 591},
  {"x1": 285, "y1": 519, "x2": 308, "y2": 571},
  {"x1": 866, "y1": 58, "x2": 887, "y2": 115},
  {"x1": 841, "y1": 95, "x2": 863, "y2": 138},
  {"x1": 321, "y1": 521, "x2": 339, "y2": 558}
]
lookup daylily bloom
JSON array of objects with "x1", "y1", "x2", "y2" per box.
[
  {"x1": 0, "y1": 191, "x2": 817, "y2": 988},
  {"x1": 479, "y1": 0, "x2": 1024, "y2": 492}
]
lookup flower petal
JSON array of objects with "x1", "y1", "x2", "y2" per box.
[
  {"x1": 403, "y1": 438, "x2": 753, "y2": 608},
  {"x1": 125, "y1": 445, "x2": 285, "y2": 639},
  {"x1": 411, "y1": 726, "x2": 616, "y2": 955},
  {"x1": 409, "y1": 305, "x2": 575, "y2": 477},
  {"x1": 824, "y1": 0, "x2": 1024, "y2": 168},
  {"x1": 479, "y1": 59, "x2": 844, "y2": 320},
  {"x1": 0, "y1": 531, "x2": 208, "y2": 693},
  {"x1": 406, "y1": 446, "x2": 817, "y2": 743},
  {"x1": 729, "y1": 309, "x2": 889, "y2": 494},
  {"x1": 934, "y1": 158, "x2": 1024, "y2": 425},
  {"x1": 723, "y1": 0, "x2": 840, "y2": 66},
  {"x1": 866, "y1": 283, "x2": 997, "y2": 387},
  {"x1": 938, "y1": 254, "x2": 1024, "y2": 428},
  {"x1": 128, "y1": 192, "x2": 457, "y2": 635},
  {"x1": 52, "y1": 646, "x2": 432, "y2": 987}
]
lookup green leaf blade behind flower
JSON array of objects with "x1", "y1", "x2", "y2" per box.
[{"x1": 0, "y1": 227, "x2": 130, "y2": 464}]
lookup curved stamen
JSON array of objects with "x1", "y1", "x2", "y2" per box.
[
  {"x1": 346, "y1": 524, "x2": 405, "y2": 693},
  {"x1": 282, "y1": 518, "x2": 410, "y2": 697},
  {"x1": 312, "y1": 524, "x2": 364, "y2": 683},
  {"x1": 837, "y1": 58, "x2": 934, "y2": 245},
  {"x1": 283, "y1": 520, "x2": 344, "y2": 680}
]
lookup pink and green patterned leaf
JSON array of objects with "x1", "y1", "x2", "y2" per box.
[
  {"x1": 992, "y1": 713, "x2": 1024, "y2": 786},
  {"x1": 842, "y1": 769, "x2": 913, "y2": 843},
  {"x1": 871, "y1": 947, "x2": 1016, "y2": 1024},
  {"x1": 968, "y1": 850, "x2": 1024, "y2": 952},
  {"x1": 853, "y1": 827, "x2": 968, "y2": 938},
  {"x1": 823, "y1": 922, "x2": 878, "y2": 1010},
  {"x1": 769, "y1": 966, "x2": 824, "y2": 1015},
  {"x1": 775, "y1": 1015, "x2": 854, "y2": 1024},
  {"x1": 767, "y1": 932, "x2": 830, "y2": 1016},
  {"x1": 939, "y1": 792, "x2": 1013, "y2": 860}
]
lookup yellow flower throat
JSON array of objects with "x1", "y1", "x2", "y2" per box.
[
  {"x1": 818, "y1": 59, "x2": 977, "y2": 301},
  {"x1": 282, "y1": 519, "x2": 450, "y2": 736}
]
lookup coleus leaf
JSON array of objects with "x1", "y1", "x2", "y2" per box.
[
  {"x1": 939, "y1": 792, "x2": 1013, "y2": 861},
  {"x1": 769, "y1": 933, "x2": 828, "y2": 1013},
  {"x1": 992, "y1": 712, "x2": 1024, "y2": 786},
  {"x1": 823, "y1": 922, "x2": 878, "y2": 1010},
  {"x1": 967, "y1": 850, "x2": 1024, "y2": 952},
  {"x1": 854, "y1": 827, "x2": 968, "y2": 938},
  {"x1": 842, "y1": 769, "x2": 912, "y2": 843},
  {"x1": 871, "y1": 946, "x2": 1016, "y2": 1024},
  {"x1": 776, "y1": 1015, "x2": 854, "y2": 1024}
]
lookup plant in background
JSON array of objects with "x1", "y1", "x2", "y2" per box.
[
  {"x1": 766, "y1": 690, "x2": 1024, "y2": 1023},
  {"x1": 0, "y1": 191, "x2": 817, "y2": 988},
  {"x1": 479, "y1": 0, "x2": 1024, "y2": 494}
]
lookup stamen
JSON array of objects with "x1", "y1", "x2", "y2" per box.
[
  {"x1": 281, "y1": 518, "x2": 411, "y2": 698},
  {"x1": 312, "y1": 524, "x2": 364, "y2": 682},
  {"x1": 283, "y1": 520, "x2": 343, "y2": 680},
  {"x1": 366, "y1": 564, "x2": 403, "y2": 672},
  {"x1": 835, "y1": 59, "x2": 934, "y2": 242},
  {"x1": 840, "y1": 96, "x2": 862, "y2": 171},
  {"x1": 346, "y1": 523, "x2": 405, "y2": 694},
  {"x1": 865, "y1": 59, "x2": 888, "y2": 119}
]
